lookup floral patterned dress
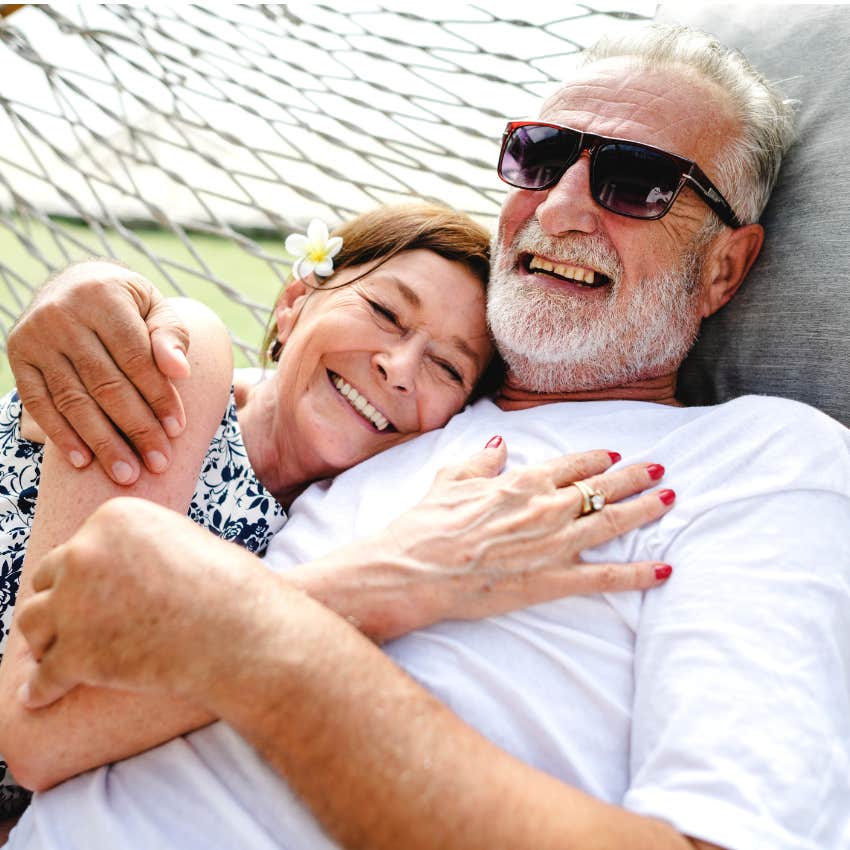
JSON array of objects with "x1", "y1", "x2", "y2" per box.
[{"x1": 0, "y1": 387, "x2": 287, "y2": 818}]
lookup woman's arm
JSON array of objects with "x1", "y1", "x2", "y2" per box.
[{"x1": 0, "y1": 297, "x2": 234, "y2": 791}]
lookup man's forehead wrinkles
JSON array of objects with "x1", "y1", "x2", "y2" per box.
[{"x1": 544, "y1": 86, "x2": 693, "y2": 142}]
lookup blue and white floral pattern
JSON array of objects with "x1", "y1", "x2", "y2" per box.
[{"x1": 0, "y1": 387, "x2": 287, "y2": 817}]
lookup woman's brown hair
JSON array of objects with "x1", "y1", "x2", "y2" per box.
[{"x1": 263, "y1": 202, "x2": 504, "y2": 398}]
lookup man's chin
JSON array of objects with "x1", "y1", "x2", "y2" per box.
[{"x1": 497, "y1": 348, "x2": 622, "y2": 394}]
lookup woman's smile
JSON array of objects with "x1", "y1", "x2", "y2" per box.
[{"x1": 328, "y1": 370, "x2": 395, "y2": 433}]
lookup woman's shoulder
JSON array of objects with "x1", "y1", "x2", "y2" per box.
[{"x1": 168, "y1": 297, "x2": 234, "y2": 381}]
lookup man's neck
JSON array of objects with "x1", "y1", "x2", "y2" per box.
[{"x1": 495, "y1": 371, "x2": 682, "y2": 411}]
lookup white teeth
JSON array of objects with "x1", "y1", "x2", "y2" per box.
[{"x1": 331, "y1": 375, "x2": 390, "y2": 431}]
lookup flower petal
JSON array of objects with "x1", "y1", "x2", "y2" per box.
[
  {"x1": 325, "y1": 236, "x2": 343, "y2": 259},
  {"x1": 294, "y1": 258, "x2": 315, "y2": 278},
  {"x1": 285, "y1": 233, "x2": 308, "y2": 255},
  {"x1": 307, "y1": 219, "x2": 329, "y2": 245},
  {"x1": 313, "y1": 258, "x2": 334, "y2": 277}
]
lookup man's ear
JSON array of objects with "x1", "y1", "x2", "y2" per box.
[
  {"x1": 274, "y1": 277, "x2": 311, "y2": 343},
  {"x1": 698, "y1": 223, "x2": 764, "y2": 318}
]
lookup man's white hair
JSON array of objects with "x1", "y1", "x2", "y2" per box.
[{"x1": 582, "y1": 23, "x2": 796, "y2": 226}]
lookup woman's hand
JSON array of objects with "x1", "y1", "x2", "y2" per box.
[
  {"x1": 293, "y1": 439, "x2": 675, "y2": 641},
  {"x1": 8, "y1": 260, "x2": 190, "y2": 483}
]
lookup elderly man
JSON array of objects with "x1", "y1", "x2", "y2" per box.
[{"x1": 3, "y1": 23, "x2": 850, "y2": 850}]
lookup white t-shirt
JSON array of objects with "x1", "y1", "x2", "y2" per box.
[{"x1": 11, "y1": 396, "x2": 850, "y2": 850}]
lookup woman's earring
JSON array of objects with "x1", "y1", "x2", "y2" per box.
[{"x1": 267, "y1": 339, "x2": 283, "y2": 362}]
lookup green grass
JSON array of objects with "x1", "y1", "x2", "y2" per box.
[
  {"x1": 0, "y1": 217, "x2": 291, "y2": 394},
  {"x1": 0, "y1": 350, "x2": 11, "y2": 395}
]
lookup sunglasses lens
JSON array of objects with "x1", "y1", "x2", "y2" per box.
[
  {"x1": 593, "y1": 143, "x2": 682, "y2": 218},
  {"x1": 500, "y1": 125, "x2": 581, "y2": 190}
]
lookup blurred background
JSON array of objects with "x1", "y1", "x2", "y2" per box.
[{"x1": 0, "y1": 2, "x2": 656, "y2": 393}]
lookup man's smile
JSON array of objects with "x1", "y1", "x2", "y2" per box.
[{"x1": 524, "y1": 253, "x2": 611, "y2": 289}]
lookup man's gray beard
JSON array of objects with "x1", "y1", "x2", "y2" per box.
[{"x1": 487, "y1": 225, "x2": 705, "y2": 393}]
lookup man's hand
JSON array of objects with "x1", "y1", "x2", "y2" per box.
[
  {"x1": 17, "y1": 498, "x2": 268, "y2": 708},
  {"x1": 8, "y1": 260, "x2": 191, "y2": 484}
]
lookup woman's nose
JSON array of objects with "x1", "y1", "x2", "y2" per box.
[{"x1": 373, "y1": 342, "x2": 420, "y2": 393}]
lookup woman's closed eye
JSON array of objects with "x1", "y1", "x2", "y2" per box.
[
  {"x1": 367, "y1": 297, "x2": 465, "y2": 386},
  {"x1": 433, "y1": 358, "x2": 464, "y2": 385},
  {"x1": 367, "y1": 299, "x2": 401, "y2": 327}
]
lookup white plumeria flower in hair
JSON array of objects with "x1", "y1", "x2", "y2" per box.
[{"x1": 285, "y1": 219, "x2": 343, "y2": 279}]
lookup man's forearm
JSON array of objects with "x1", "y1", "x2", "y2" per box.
[
  {"x1": 197, "y1": 571, "x2": 704, "y2": 850},
  {"x1": 15, "y1": 490, "x2": 718, "y2": 848}
]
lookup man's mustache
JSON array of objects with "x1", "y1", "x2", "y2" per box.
[{"x1": 508, "y1": 222, "x2": 624, "y2": 285}]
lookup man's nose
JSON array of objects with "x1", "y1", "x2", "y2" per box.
[
  {"x1": 535, "y1": 153, "x2": 599, "y2": 237},
  {"x1": 373, "y1": 340, "x2": 422, "y2": 393}
]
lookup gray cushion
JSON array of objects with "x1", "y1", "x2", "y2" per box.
[{"x1": 658, "y1": 5, "x2": 850, "y2": 427}]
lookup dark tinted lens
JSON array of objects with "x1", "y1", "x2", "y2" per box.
[
  {"x1": 500, "y1": 125, "x2": 581, "y2": 190},
  {"x1": 592, "y1": 143, "x2": 682, "y2": 218}
]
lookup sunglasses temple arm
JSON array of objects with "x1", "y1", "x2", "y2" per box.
[{"x1": 684, "y1": 172, "x2": 743, "y2": 229}]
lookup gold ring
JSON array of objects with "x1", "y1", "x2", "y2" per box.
[{"x1": 571, "y1": 480, "x2": 606, "y2": 516}]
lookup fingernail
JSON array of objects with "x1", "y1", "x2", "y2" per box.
[
  {"x1": 608, "y1": 451, "x2": 622, "y2": 464},
  {"x1": 658, "y1": 489, "x2": 676, "y2": 505},
  {"x1": 145, "y1": 451, "x2": 168, "y2": 474},
  {"x1": 655, "y1": 564, "x2": 673, "y2": 580},
  {"x1": 162, "y1": 417, "x2": 182, "y2": 438},
  {"x1": 112, "y1": 461, "x2": 135, "y2": 484},
  {"x1": 17, "y1": 682, "x2": 30, "y2": 704},
  {"x1": 69, "y1": 450, "x2": 87, "y2": 469},
  {"x1": 486, "y1": 435, "x2": 503, "y2": 449},
  {"x1": 647, "y1": 463, "x2": 665, "y2": 480}
]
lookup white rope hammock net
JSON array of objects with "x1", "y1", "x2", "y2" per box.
[{"x1": 0, "y1": 3, "x2": 654, "y2": 365}]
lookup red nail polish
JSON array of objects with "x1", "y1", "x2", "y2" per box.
[
  {"x1": 486, "y1": 435, "x2": 503, "y2": 449},
  {"x1": 655, "y1": 564, "x2": 673, "y2": 580},
  {"x1": 608, "y1": 451, "x2": 622, "y2": 464},
  {"x1": 647, "y1": 463, "x2": 665, "y2": 480},
  {"x1": 658, "y1": 489, "x2": 675, "y2": 505}
]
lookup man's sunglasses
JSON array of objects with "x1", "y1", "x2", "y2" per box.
[{"x1": 497, "y1": 120, "x2": 742, "y2": 229}]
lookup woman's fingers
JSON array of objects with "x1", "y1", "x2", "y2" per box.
[
  {"x1": 451, "y1": 558, "x2": 673, "y2": 623},
  {"x1": 579, "y1": 488, "x2": 676, "y2": 551},
  {"x1": 554, "y1": 560, "x2": 673, "y2": 597},
  {"x1": 542, "y1": 449, "x2": 622, "y2": 489},
  {"x1": 560, "y1": 462, "x2": 667, "y2": 518},
  {"x1": 433, "y1": 435, "x2": 508, "y2": 484}
]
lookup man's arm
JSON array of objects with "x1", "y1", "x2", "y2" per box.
[
  {"x1": 18, "y1": 499, "x2": 715, "y2": 850},
  {"x1": 205, "y1": 553, "x2": 713, "y2": 850},
  {"x1": 8, "y1": 260, "x2": 191, "y2": 483}
]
